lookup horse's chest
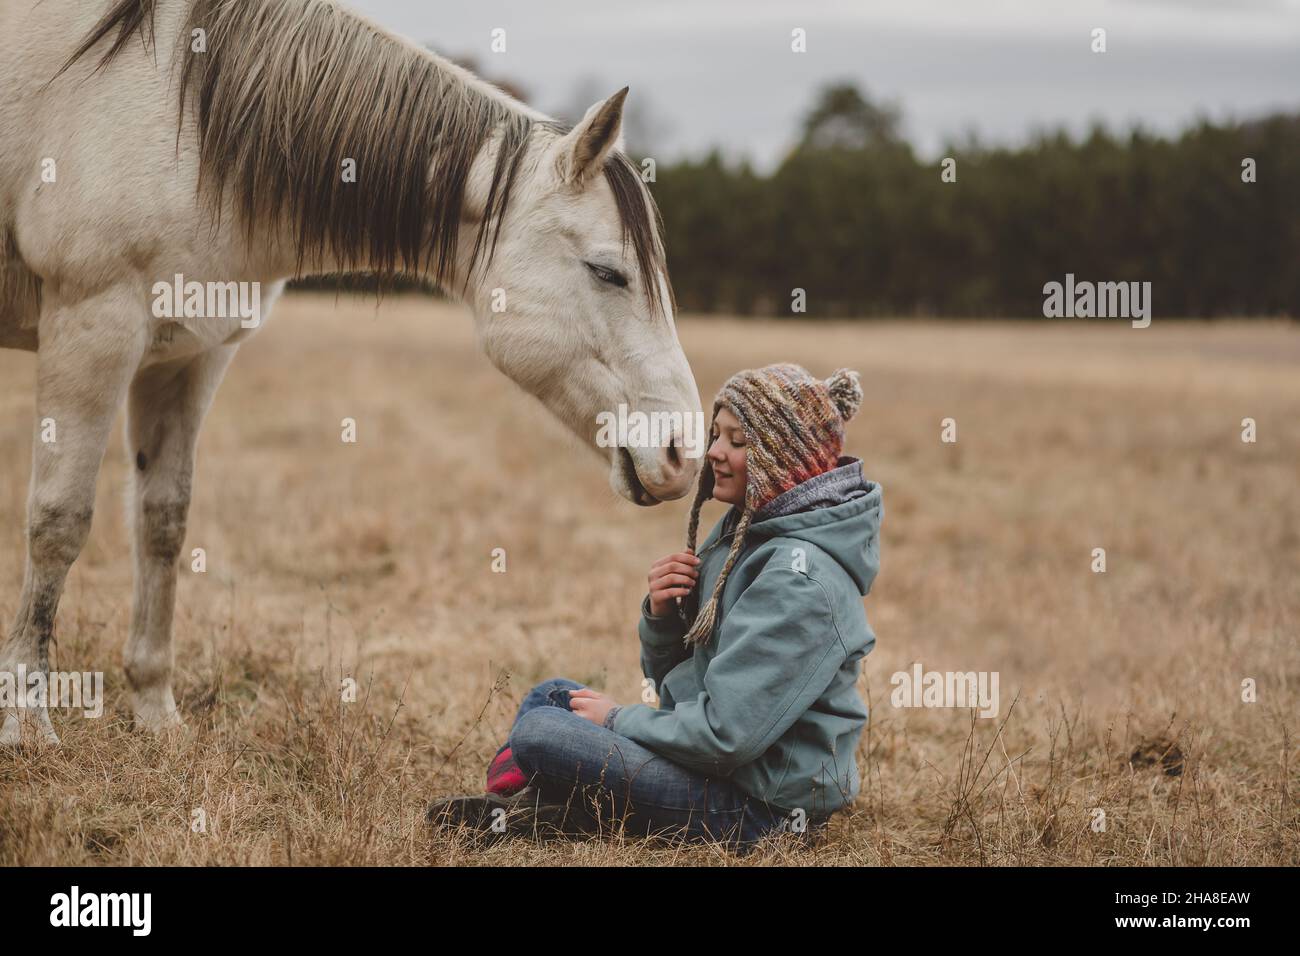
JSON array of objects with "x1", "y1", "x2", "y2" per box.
[{"x1": 144, "y1": 321, "x2": 207, "y2": 363}]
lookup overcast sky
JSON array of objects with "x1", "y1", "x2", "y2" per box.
[{"x1": 350, "y1": 0, "x2": 1300, "y2": 171}]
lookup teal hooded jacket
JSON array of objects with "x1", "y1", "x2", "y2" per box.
[{"x1": 610, "y1": 457, "x2": 882, "y2": 819}]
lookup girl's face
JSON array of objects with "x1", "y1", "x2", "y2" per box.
[{"x1": 707, "y1": 406, "x2": 748, "y2": 505}]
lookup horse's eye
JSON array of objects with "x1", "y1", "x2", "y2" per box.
[{"x1": 584, "y1": 261, "x2": 628, "y2": 288}]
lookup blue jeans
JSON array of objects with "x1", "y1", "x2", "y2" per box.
[{"x1": 506, "y1": 677, "x2": 823, "y2": 853}]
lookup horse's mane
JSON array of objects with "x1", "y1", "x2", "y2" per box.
[{"x1": 58, "y1": 0, "x2": 672, "y2": 314}]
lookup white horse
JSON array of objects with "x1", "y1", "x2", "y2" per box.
[{"x1": 0, "y1": 0, "x2": 703, "y2": 745}]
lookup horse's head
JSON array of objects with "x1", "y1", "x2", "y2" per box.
[{"x1": 457, "y1": 89, "x2": 703, "y2": 505}]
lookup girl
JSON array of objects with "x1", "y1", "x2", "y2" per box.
[{"x1": 428, "y1": 363, "x2": 883, "y2": 853}]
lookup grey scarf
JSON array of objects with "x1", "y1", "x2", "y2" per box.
[{"x1": 752, "y1": 455, "x2": 867, "y2": 522}]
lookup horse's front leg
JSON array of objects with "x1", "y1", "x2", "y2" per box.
[
  {"x1": 124, "y1": 345, "x2": 237, "y2": 733},
  {"x1": 1, "y1": 286, "x2": 147, "y2": 748}
]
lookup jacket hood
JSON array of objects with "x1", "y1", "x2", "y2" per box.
[{"x1": 741, "y1": 456, "x2": 882, "y2": 596}]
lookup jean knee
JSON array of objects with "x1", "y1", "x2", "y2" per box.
[
  {"x1": 509, "y1": 706, "x2": 571, "y2": 773},
  {"x1": 524, "y1": 676, "x2": 582, "y2": 706}
]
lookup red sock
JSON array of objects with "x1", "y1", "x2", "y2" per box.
[{"x1": 486, "y1": 745, "x2": 528, "y2": 795}]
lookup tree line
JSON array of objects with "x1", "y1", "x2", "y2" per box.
[{"x1": 649, "y1": 84, "x2": 1298, "y2": 319}]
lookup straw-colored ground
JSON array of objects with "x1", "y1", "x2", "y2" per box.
[{"x1": 1, "y1": 294, "x2": 1296, "y2": 865}]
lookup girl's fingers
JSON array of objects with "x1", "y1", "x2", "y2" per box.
[
  {"x1": 660, "y1": 564, "x2": 699, "y2": 579},
  {"x1": 651, "y1": 552, "x2": 701, "y2": 571},
  {"x1": 653, "y1": 581, "x2": 695, "y2": 596},
  {"x1": 649, "y1": 555, "x2": 700, "y2": 590},
  {"x1": 651, "y1": 569, "x2": 698, "y2": 590}
]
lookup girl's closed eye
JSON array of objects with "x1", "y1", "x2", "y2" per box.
[{"x1": 708, "y1": 407, "x2": 750, "y2": 505}]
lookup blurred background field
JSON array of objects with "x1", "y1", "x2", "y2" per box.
[{"x1": 1, "y1": 295, "x2": 1296, "y2": 865}]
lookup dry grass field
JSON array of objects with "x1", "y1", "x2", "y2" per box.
[{"x1": 1, "y1": 294, "x2": 1297, "y2": 866}]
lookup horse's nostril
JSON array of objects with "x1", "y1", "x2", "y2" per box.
[{"x1": 666, "y1": 436, "x2": 681, "y2": 470}]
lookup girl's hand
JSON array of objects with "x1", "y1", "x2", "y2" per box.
[
  {"x1": 647, "y1": 547, "x2": 700, "y2": 617},
  {"x1": 569, "y1": 687, "x2": 619, "y2": 727}
]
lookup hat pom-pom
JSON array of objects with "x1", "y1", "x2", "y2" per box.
[{"x1": 826, "y1": 368, "x2": 862, "y2": 421}]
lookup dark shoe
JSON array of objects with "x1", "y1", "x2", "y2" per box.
[{"x1": 426, "y1": 786, "x2": 598, "y2": 844}]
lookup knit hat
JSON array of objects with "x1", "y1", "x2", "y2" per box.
[{"x1": 678, "y1": 363, "x2": 863, "y2": 646}]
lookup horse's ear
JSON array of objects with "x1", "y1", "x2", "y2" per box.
[{"x1": 554, "y1": 87, "x2": 628, "y2": 187}]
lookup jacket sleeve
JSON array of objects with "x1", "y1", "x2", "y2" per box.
[
  {"x1": 613, "y1": 564, "x2": 846, "y2": 777},
  {"x1": 637, "y1": 593, "x2": 692, "y2": 694}
]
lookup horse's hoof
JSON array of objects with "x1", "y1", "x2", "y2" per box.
[
  {"x1": 131, "y1": 712, "x2": 188, "y2": 736},
  {"x1": 0, "y1": 710, "x2": 62, "y2": 749},
  {"x1": 130, "y1": 690, "x2": 186, "y2": 736}
]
